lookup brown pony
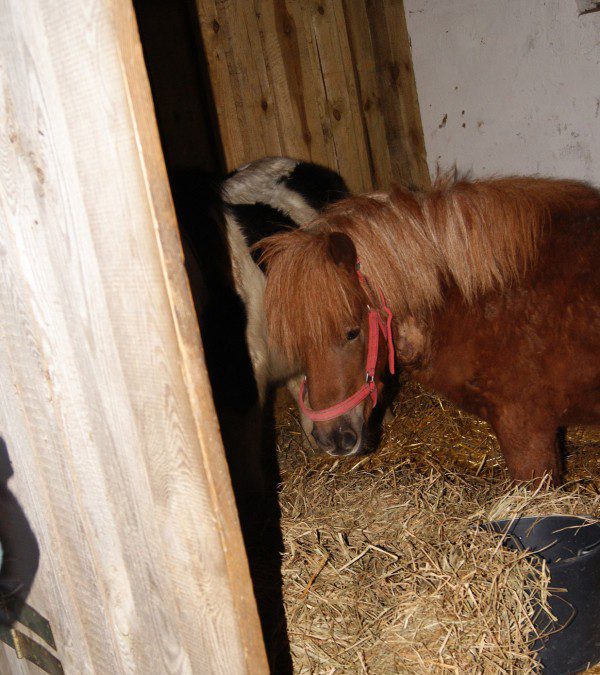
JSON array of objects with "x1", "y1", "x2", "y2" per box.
[{"x1": 258, "y1": 176, "x2": 600, "y2": 481}]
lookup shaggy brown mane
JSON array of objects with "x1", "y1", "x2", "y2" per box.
[
  {"x1": 258, "y1": 229, "x2": 366, "y2": 361},
  {"x1": 259, "y1": 176, "x2": 600, "y2": 360}
]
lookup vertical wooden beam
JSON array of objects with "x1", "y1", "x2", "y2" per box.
[
  {"x1": 195, "y1": 0, "x2": 429, "y2": 192},
  {"x1": 352, "y1": 0, "x2": 430, "y2": 189},
  {"x1": 114, "y1": 3, "x2": 269, "y2": 672},
  {"x1": 342, "y1": 0, "x2": 394, "y2": 189},
  {"x1": 0, "y1": 0, "x2": 267, "y2": 672},
  {"x1": 307, "y1": 0, "x2": 373, "y2": 192}
]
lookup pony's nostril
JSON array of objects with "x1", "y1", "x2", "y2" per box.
[
  {"x1": 312, "y1": 426, "x2": 360, "y2": 455},
  {"x1": 342, "y1": 430, "x2": 357, "y2": 450},
  {"x1": 336, "y1": 429, "x2": 358, "y2": 453}
]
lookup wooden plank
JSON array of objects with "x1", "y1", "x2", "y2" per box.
[
  {"x1": 342, "y1": 0, "x2": 393, "y2": 189},
  {"x1": 307, "y1": 0, "x2": 373, "y2": 192},
  {"x1": 195, "y1": 0, "x2": 375, "y2": 192},
  {"x1": 220, "y1": 1, "x2": 282, "y2": 161},
  {"x1": 113, "y1": 3, "x2": 268, "y2": 671},
  {"x1": 195, "y1": 0, "x2": 429, "y2": 192},
  {"x1": 194, "y1": 0, "x2": 248, "y2": 167},
  {"x1": 0, "y1": 0, "x2": 267, "y2": 672},
  {"x1": 361, "y1": 0, "x2": 431, "y2": 189},
  {"x1": 195, "y1": 0, "x2": 282, "y2": 168},
  {"x1": 253, "y1": 0, "x2": 327, "y2": 162},
  {"x1": 283, "y1": 0, "x2": 341, "y2": 171}
]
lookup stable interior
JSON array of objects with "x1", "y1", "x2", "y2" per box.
[{"x1": 134, "y1": 2, "x2": 600, "y2": 672}]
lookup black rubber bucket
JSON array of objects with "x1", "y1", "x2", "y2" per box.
[{"x1": 488, "y1": 515, "x2": 600, "y2": 674}]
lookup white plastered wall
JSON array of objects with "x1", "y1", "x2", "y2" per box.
[{"x1": 405, "y1": 0, "x2": 600, "y2": 183}]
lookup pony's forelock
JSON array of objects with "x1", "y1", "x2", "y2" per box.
[{"x1": 258, "y1": 230, "x2": 365, "y2": 361}]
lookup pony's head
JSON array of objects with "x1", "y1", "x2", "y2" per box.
[{"x1": 259, "y1": 229, "x2": 393, "y2": 457}]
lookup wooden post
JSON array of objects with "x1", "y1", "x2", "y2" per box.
[
  {"x1": 194, "y1": 0, "x2": 430, "y2": 192},
  {"x1": 0, "y1": 0, "x2": 267, "y2": 672}
]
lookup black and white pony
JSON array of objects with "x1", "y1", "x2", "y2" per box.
[{"x1": 172, "y1": 157, "x2": 349, "y2": 504}]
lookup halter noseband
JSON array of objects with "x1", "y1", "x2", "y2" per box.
[{"x1": 298, "y1": 262, "x2": 395, "y2": 423}]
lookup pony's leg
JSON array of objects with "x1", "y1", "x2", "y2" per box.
[
  {"x1": 286, "y1": 375, "x2": 318, "y2": 450},
  {"x1": 490, "y1": 404, "x2": 562, "y2": 484}
]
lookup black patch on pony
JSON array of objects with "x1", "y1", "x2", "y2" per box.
[
  {"x1": 281, "y1": 162, "x2": 350, "y2": 211},
  {"x1": 227, "y1": 202, "x2": 297, "y2": 269}
]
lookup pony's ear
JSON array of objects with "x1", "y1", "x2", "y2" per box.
[{"x1": 326, "y1": 232, "x2": 356, "y2": 271}]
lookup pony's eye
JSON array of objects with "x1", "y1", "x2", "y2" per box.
[{"x1": 346, "y1": 328, "x2": 360, "y2": 341}]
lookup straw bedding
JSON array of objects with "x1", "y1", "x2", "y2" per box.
[{"x1": 275, "y1": 380, "x2": 600, "y2": 674}]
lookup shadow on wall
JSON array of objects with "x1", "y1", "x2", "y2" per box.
[{"x1": 0, "y1": 438, "x2": 39, "y2": 626}]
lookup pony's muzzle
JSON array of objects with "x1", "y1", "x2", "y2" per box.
[{"x1": 311, "y1": 416, "x2": 364, "y2": 457}]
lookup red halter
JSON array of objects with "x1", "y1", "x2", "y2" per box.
[{"x1": 298, "y1": 262, "x2": 395, "y2": 422}]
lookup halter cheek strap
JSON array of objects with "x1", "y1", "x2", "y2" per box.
[{"x1": 299, "y1": 263, "x2": 395, "y2": 423}]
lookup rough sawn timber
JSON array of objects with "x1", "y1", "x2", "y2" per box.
[
  {"x1": 194, "y1": 0, "x2": 430, "y2": 192},
  {"x1": 0, "y1": 0, "x2": 267, "y2": 672}
]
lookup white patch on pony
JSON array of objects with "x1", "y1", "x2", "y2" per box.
[
  {"x1": 221, "y1": 158, "x2": 319, "y2": 421},
  {"x1": 225, "y1": 218, "x2": 271, "y2": 401},
  {"x1": 223, "y1": 157, "x2": 318, "y2": 225}
]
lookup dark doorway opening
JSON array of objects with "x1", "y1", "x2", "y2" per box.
[{"x1": 133, "y1": 2, "x2": 292, "y2": 670}]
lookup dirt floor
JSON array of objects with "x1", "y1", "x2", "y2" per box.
[{"x1": 273, "y1": 380, "x2": 600, "y2": 674}]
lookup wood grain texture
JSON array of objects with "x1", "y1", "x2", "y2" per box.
[
  {"x1": 0, "y1": 0, "x2": 267, "y2": 672},
  {"x1": 195, "y1": 0, "x2": 429, "y2": 192},
  {"x1": 353, "y1": 0, "x2": 431, "y2": 189}
]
